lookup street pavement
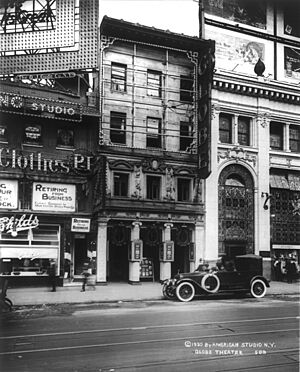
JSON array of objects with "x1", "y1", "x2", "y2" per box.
[{"x1": 6, "y1": 279, "x2": 300, "y2": 306}]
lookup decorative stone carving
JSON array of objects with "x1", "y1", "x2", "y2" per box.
[
  {"x1": 256, "y1": 112, "x2": 270, "y2": 128},
  {"x1": 218, "y1": 146, "x2": 257, "y2": 167},
  {"x1": 132, "y1": 164, "x2": 142, "y2": 199},
  {"x1": 164, "y1": 166, "x2": 175, "y2": 200}
]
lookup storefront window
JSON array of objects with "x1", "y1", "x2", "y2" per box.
[
  {"x1": 24, "y1": 124, "x2": 42, "y2": 145},
  {"x1": 0, "y1": 124, "x2": 8, "y2": 142},
  {"x1": 0, "y1": 224, "x2": 60, "y2": 276}
]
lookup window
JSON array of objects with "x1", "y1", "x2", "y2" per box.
[
  {"x1": 57, "y1": 128, "x2": 74, "y2": 147},
  {"x1": 180, "y1": 75, "x2": 193, "y2": 102},
  {"x1": 110, "y1": 112, "x2": 126, "y2": 144},
  {"x1": 238, "y1": 117, "x2": 250, "y2": 146},
  {"x1": 290, "y1": 125, "x2": 300, "y2": 153},
  {"x1": 177, "y1": 178, "x2": 191, "y2": 202},
  {"x1": 113, "y1": 173, "x2": 129, "y2": 197},
  {"x1": 147, "y1": 70, "x2": 162, "y2": 97},
  {"x1": 219, "y1": 114, "x2": 232, "y2": 144},
  {"x1": 147, "y1": 175, "x2": 160, "y2": 200},
  {"x1": 180, "y1": 121, "x2": 193, "y2": 151},
  {"x1": 0, "y1": 124, "x2": 7, "y2": 142},
  {"x1": 111, "y1": 63, "x2": 127, "y2": 92},
  {"x1": 146, "y1": 117, "x2": 161, "y2": 148},
  {"x1": 114, "y1": 173, "x2": 128, "y2": 196},
  {"x1": 270, "y1": 122, "x2": 283, "y2": 150},
  {"x1": 24, "y1": 125, "x2": 42, "y2": 145},
  {"x1": 284, "y1": 2, "x2": 300, "y2": 37}
]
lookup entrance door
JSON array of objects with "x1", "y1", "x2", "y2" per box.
[{"x1": 74, "y1": 236, "x2": 87, "y2": 275}]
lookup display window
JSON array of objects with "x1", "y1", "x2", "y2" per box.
[{"x1": 0, "y1": 224, "x2": 60, "y2": 276}]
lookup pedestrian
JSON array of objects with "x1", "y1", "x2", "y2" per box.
[
  {"x1": 285, "y1": 254, "x2": 294, "y2": 284},
  {"x1": 81, "y1": 262, "x2": 90, "y2": 292},
  {"x1": 274, "y1": 257, "x2": 283, "y2": 281},
  {"x1": 48, "y1": 260, "x2": 57, "y2": 292}
]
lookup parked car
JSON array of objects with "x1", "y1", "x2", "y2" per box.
[{"x1": 162, "y1": 254, "x2": 270, "y2": 302}]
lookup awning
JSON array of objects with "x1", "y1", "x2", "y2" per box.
[{"x1": 270, "y1": 174, "x2": 300, "y2": 191}]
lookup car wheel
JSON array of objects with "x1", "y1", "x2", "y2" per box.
[
  {"x1": 176, "y1": 282, "x2": 195, "y2": 302},
  {"x1": 162, "y1": 283, "x2": 176, "y2": 300},
  {"x1": 250, "y1": 279, "x2": 267, "y2": 298},
  {"x1": 201, "y1": 274, "x2": 220, "y2": 294}
]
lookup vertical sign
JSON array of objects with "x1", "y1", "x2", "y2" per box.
[{"x1": 197, "y1": 42, "x2": 215, "y2": 179}]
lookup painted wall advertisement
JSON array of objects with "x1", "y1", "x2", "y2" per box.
[
  {"x1": 284, "y1": 47, "x2": 300, "y2": 80},
  {"x1": 206, "y1": 29, "x2": 265, "y2": 75},
  {"x1": 32, "y1": 182, "x2": 76, "y2": 212},
  {"x1": 0, "y1": 179, "x2": 18, "y2": 209}
]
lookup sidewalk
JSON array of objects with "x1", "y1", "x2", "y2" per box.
[{"x1": 7, "y1": 280, "x2": 300, "y2": 306}]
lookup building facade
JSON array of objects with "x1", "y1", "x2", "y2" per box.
[
  {"x1": 201, "y1": 0, "x2": 300, "y2": 278},
  {"x1": 96, "y1": 17, "x2": 214, "y2": 284},
  {"x1": 0, "y1": 0, "x2": 100, "y2": 285}
]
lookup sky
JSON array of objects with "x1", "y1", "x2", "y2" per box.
[{"x1": 99, "y1": 0, "x2": 200, "y2": 37}]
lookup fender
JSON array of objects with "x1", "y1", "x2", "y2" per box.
[
  {"x1": 250, "y1": 276, "x2": 270, "y2": 287},
  {"x1": 176, "y1": 277, "x2": 203, "y2": 291}
]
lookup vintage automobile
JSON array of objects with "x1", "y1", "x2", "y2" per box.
[{"x1": 162, "y1": 254, "x2": 270, "y2": 302}]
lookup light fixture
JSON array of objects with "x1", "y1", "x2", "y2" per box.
[{"x1": 261, "y1": 192, "x2": 272, "y2": 210}]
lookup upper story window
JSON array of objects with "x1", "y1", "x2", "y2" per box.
[
  {"x1": 110, "y1": 112, "x2": 126, "y2": 145},
  {"x1": 177, "y1": 178, "x2": 191, "y2": 202},
  {"x1": 180, "y1": 75, "x2": 193, "y2": 103},
  {"x1": 0, "y1": 124, "x2": 8, "y2": 142},
  {"x1": 270, "y1": 122, "x2": 283, "y2": 150},
  {"x1": 238, "y1": 117, "x2": 250, "y2": 146},
  {"x1": 147, "y1": 70, "x2": 162, "y2": 97},
  {"x1": 219, "y1": 113, "x2": 232, "y2": 144},
  {"x1": 57, "y1": 128, "x2": 74, "y2": 148},
  {"x1": 180, "y1": 121, "x2": 193, "y2": 151},
  {"x1": 24, "y1": 124, "x2": 42, "y2": 145},
  {"x1": 111, "y1": 63, "x2": 127, "y2": 92},
  {"x1": 284, "y1": 2, "x2": 300, "y2": 38},
  {"x1": 289, "y1": 125, "x2": 300, "y2": 153},
  {"x1": 113, "y1": 173, "x2": 129, "y2": 197},
  {"x1": 146, "y1": 117, "x2": 161, "y2": 148},
  {"x1": 146, "y1": 175, "x2": 161, "y2": 200}
]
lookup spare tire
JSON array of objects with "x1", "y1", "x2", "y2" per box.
[{"x1": 201, "y1": 273, "x2": 220, "y2": 293}]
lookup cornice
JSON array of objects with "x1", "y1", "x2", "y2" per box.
[{"x1": 213, "y1": 73, "x2": 300, "y2": 105}]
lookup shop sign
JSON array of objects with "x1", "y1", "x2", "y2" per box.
[
  {"x1": 0, "y1": 214, "x2": 39, "y2": 234},
  {"x1": 71, "y1": 218, "x2": 91, "y2": 233},
  {"x1": 0, "y1": 180, "x2": 18, "y2": 209},
  {"x1": 0, "y1": 92, "x2": 82, "y2": 122},
  {"x1": 0, "y1": 148, "x2": 93, "y2": 175},
  {"x1": 32, "y1": 182, "x2": 76, "y2": 212}
]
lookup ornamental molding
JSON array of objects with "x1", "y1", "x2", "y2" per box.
[
  {"x1": 256, "y1": 112, "x2": 271, "y2": 128},
  {"x1": 218, "y1": 146, "x2": 257, "y2": 167}
]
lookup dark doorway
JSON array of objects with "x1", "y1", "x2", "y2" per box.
[
  {"x1": 108, "y1": 243, "x2": 129, "y2": 281},
  {"x1": 74, "y1": 236, "x2": 87, "y2": 275}
]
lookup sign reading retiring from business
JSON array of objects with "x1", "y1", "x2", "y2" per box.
[
  {"x1": 71, "y1": 218, "x2": 91, "y2": 233},
  {"x1": 0, "y1": 92, "x2": 82, "y2": 122},
  {"x1": 0, "y1": 180, "x2": 18, "y2": 209},
  {"x1": 32, "y1": 182, "x2": 76, "y2": 212}
]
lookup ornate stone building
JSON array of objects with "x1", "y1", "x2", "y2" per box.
[
  {"x1": 96, "y1": 17, "x2": 214, "y2": 283},
  {"x1": 201, "y1": 0, "x2": 300, "y2": 278}
]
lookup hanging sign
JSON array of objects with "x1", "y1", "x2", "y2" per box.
[
  {"x1": 71, "y1": 218, "x2": 91, "y2": 233},
  {"x1": 0, "y1": 92, "x2": 82, "y2": 122},
  {"x1": 0, "y1": 180, "x2": 18, "y2": 209}
]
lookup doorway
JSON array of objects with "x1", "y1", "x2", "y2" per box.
[{"x1": 74, "y1": 235, "x2": 88, "y2": 276}]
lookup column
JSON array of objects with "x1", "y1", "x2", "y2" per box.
[
  {"x1": 96, "y1": 219, "x2": 108, "y2": 284},
  {"x1": 284, "y1": 123, "x2": 290, "y2": 152},
  {"x1": 194, "y1": 219, "x2": 206, "y2": 265},
  {"x1": 233, "y1": 114, "x2": 238, "y2": 145},
  {"x1": 129, "y1": 221, "x2": 142, "y2": 284},
  {"x1": 160, "y1": 222, "x2": 173, "y2": 281}
]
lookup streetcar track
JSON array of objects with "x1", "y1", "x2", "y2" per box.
[
  {"x1": 0, "y1": 328, "x2": 297, "y2": 356},
  {"x1": 0, "y1": 316, "x2": 297, "y2": 340}
]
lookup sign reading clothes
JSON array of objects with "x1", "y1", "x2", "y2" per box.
[
  {"x1": 0, "y1": 180, "x2": 18, "y2": 209},
  {"x1": 32, "y1": 182, "x2": 76, "y2": 212}
]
